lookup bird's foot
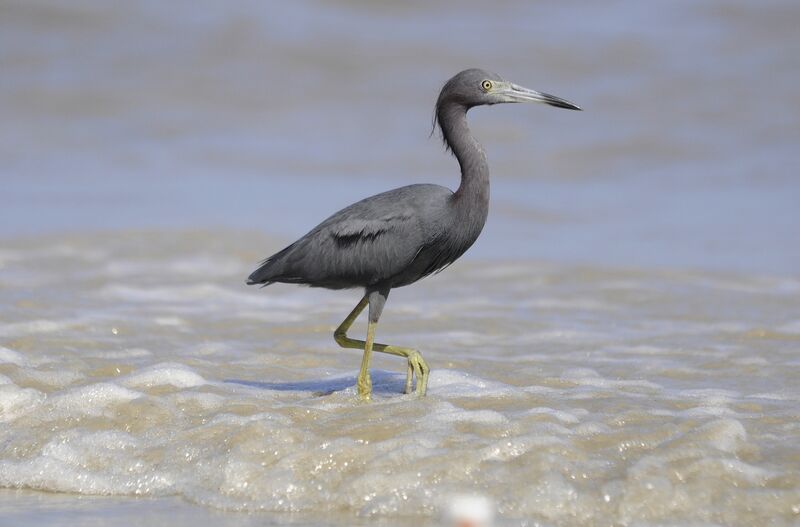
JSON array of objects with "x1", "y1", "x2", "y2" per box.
[
  {"x1": 357, "y1": 374, "x2": 372, "y2": 401},
  {"x1": 404, "y1": 350, "x2": 429, "y2": 397}
]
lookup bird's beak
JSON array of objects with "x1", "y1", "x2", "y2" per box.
[{"x1": 498, "y1": 82, "x2": 581, "y2": 111}]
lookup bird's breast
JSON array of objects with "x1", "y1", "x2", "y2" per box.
[{"x1": 387, "y1": 202, "x2": 487, "y2": 289}]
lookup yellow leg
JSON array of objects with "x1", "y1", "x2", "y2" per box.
[
  {"x1": 356, "y1": 321, "x2": 376, "y2": 400},
  {"x1": 334, "y1": 297, "x2": 430, "y2": 397}
]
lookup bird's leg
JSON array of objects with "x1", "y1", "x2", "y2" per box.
[
  {"x1": 333, "y1": 296, "x2": 370, "y2": 399},
  {"x1": 335, "y1": 330, "x2": 428, "y2": 395},
  {"x1": 333, "y1": 291, "x2": 429, "y2": 397},
  {"x1": 356, "y1": 321, "x2": 376, "y2": 400},
  {"x1": 333, "y1": 296, "x2": 369, "y2": 345},
  {"x1": 343, "y1": 341, "x2": 428, "y2": 395}
]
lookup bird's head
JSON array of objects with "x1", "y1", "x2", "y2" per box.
[{"x1": 437, "y1": 68, "x2": 581, "y2": 111}]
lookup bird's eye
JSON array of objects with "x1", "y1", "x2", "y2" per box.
[{"x1": 481, "y1": 80, "x2": 493, "y2": 92}]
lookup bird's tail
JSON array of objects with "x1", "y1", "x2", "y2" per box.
[{"x1": 246, "y1": 243, "x2": 296, "y2": 286}]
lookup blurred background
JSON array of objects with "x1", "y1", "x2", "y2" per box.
[{"x1": 1, "y1": 0, "x2": 798, "y2": 275}]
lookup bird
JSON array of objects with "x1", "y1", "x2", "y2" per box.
[{"x1": 247, "y1": 68, "x2": 580, "y2": 400}]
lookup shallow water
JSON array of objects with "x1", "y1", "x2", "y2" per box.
[
  {"x1": 2, "y1": 0, "x2": 800, "y2": 525},
  {"x1": 1, "y1": 232, "x2": 799, "y2": 525}
]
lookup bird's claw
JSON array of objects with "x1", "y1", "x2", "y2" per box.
[{"x1": 403, "y1": 350, "x2": 429, "y2": 397}]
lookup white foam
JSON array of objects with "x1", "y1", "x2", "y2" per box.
[
  {"x1": 98, "y1": 284, "x2": 310, "y2": 323},
  {"x1": 692, "y1": 418, "x2": 747, "y2": 453},
  {"x1": 86, "y1": 348, "x2": 153, "y2": 360},
  {"x1": 0, "y1": 384, "x2": 46, "y2": 422},
  {"x1": 0, "y1": 319, "x2": 74, "y2": 338},
  {"x1": 680, "y1": 457, "x2": 773, "y2": 486},
  {"x1": 561, "y1": 368, "x2": 662, "y2": 392},
  {"x1": 168, "y1": 256, "x2": 244, "y2": 276},
  {"x1": 437, "y1": 330, "x2": 486, "y2": 346},
  {"x1": 0, "y1": 346, "x2": 28, "y2": 366},
  {"x1": 606, "y1": 344, "x2": 673, "y2": 356},
  {"x1": 677, "y1": 388, "x2": 739, "y2": 406},
  {"x1": 512, "y1": 329, "x2": 608, "y2": 345},
  {"x1": 153, "y1": 317, "x2": 186, "y2": 327},
  {"x1": 518, "y1": 473, "x2": 579, "y2": 519},
  {"x1": 427, "y1": 370, "x2": 521, "y2": 398},
  {"x1": 122, "y1": 363, "x2": 207, "y2": 389},
  {"x1": 520, "y1": 297, "x2": 617, "y2": 311},
  {"x1": 0, "y1": 429, "x2": 175, "y2": 496},
  {"x1": 430, "y1": 401, "x2": 507, "y2": 425},
  {"x1": 479, "y1": 435, "x2": 564, "y2": 462},
  {"x1": 48, "y1": 383, "x2": 142, "y2": 417},
  {"x1": 99, "y1": 283, "x2": 314, "y2": 311},
  {"x1": 104, "y1": 256, "x2": 243, "y2": 278},
  {"x1": 200, "y1": 410, "x2": 294, "y2": 429},
  {"x1": 573, "y1": 422, "x2": 613, "y2": 435},
  {"x1": 2, "y1": 235, "x2": 799, "y2": 524},
  {"x1": 523, "y1": 384, "x2": 566, "y2": 396},
  {"x1": 749, "y1": 392, "x2": 798, "y2": 401},
  {"x1": 522, "y1": 406, "x2": 580, "y2": 424},
  {"x1": 169, "y1": 391, "x2": 226, "y2": 410},
  {"x1": 681, "y1": 405, "x2": 738, "y2": 418},
  {"x1": 20, "y1": 369, "x2": 82, "y2": 388}
]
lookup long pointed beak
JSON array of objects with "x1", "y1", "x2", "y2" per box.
[{"x1": 502, "y1": 82, "x2": 582, "y2": 111}]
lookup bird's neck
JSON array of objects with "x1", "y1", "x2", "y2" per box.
[{"x1": 438, "y1": 101, "x2": 490, "y2": 214}]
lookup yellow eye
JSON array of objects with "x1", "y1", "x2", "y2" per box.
[{"x1": 481, "y1": 80, "x2": 493, "y2": 91}]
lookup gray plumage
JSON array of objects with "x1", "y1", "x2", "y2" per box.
[{"x1": 247, "y1": 68, "x2": 580, "y2": 398}]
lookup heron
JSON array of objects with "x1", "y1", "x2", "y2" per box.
[{"x1": 247, "y1": 68, "x2": 580, "y2": 400}]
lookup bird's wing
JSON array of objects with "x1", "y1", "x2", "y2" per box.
[
  {"x1": 249, "y1": 184, "x2": 449, "y2": 288},
  {"x1": 286, "y1": 204, "x2": 429, "y2": 287},
  {"x1": 306, "y1": 205, "x2": 427, "y2": 284},
  {"x1": 329, "y1": 209, "x2": 415, "y2": 243}
]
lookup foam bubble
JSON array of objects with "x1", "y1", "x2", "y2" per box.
[{"x1": 122, "y1": 363, "x2": 207, "y2": 389}]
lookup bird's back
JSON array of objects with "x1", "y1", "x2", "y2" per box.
[{"x1": 247, "y1": 184, "x2": 464, "y2": 289}]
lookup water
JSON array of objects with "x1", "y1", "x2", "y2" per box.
[
  {"x1": 1, "y1": 233, "x2": 799, "y2": 525},
  {"x1": 1, "y1": 0, "x2": 800, "y2": 526}
]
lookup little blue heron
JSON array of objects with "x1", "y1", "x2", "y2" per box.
[{"x1": 247, "y1": 68, "x2": 580, "y2": 399}]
